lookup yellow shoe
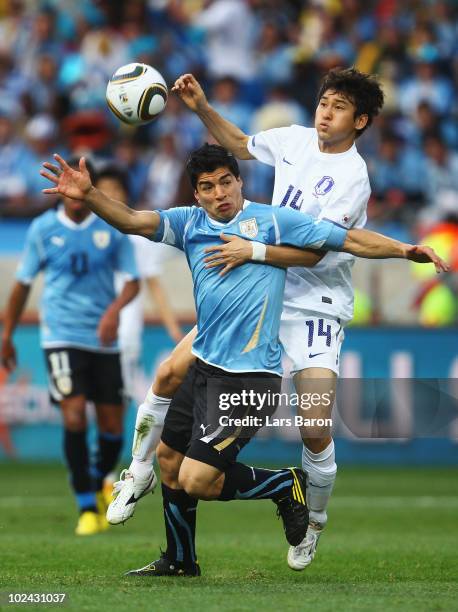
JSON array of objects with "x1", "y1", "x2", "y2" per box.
[
  {"x1": 102, "y1": 476, "x2": 115, "y2": 507},
  {"x1": 95, "y1": 491, "x2": 110, "y2": 532},
  {"x1": 75, "y1": 511, "x2": 104, "y2": 536}
]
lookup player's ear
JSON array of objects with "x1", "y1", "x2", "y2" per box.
[
  {"x1": 194, "y1": 189, "x2": 200, "y2": 205},
  {"x1": 355, "y1": 114, "x2": 368, "y2": 131}
]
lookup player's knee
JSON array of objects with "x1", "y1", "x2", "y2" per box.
[
  {"x1": 61, "y1": 407, "x2": 86, "y2": 431},
  {"x1": 157, "y1": 442, "x2": 181, "y2": 485},
  {"x1": 179, "y1": 472, "x2": 208, "y2": 499},
  {"x1": 301, "y1": 433, "x2": 331, "y2": 452},
  {"x1": 97, "y1": 410, "x2": 123, "y2": 436},
  {"x1": 154, "y1": 359, "x2": 178, "y2": 397}
]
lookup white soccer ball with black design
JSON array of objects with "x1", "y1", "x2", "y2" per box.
[{"x1": 106, "y1": 63, "x2": 168, "y2": 125}]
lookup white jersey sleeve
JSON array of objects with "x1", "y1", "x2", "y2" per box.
[
  {"x1": 317, "y1": 174, "x2": 371, "y2": 230},
  {"x1": 247, "y1": 126, "x2": 306, "y2": 166}
]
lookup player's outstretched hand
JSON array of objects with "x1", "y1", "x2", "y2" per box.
[
  {"x1": 1, "y1": 338, "x2": 16, "y2": 372},
  {"x1": 40, "y1": 154, "x2": 92, "y2": 201},
  {"x1": 172, "y1": 73, "x2": 208, "y2": 113},
  {"x1": 204, "y1": 233, "x2": 253, "y2": 276},
  {"x1": 406, "y1": 244, "x2": 450, "y2": 273}
]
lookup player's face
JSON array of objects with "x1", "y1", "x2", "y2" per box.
[
  {"x1": 62, "y1": 195, "x2": 90, "y2": 221},
  {"x1": 314, "y1": 89, "x2": 368, "y2": 152},
  {"x1": 194, "y1": 167, "x2": 243, "y2": 222},
  {"x1": 96, "y1": 177, "x2": 128, "y2": 202}
]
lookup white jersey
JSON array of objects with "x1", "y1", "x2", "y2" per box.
[
  {"x1": 116, "y1": 236, "x2": 172, "y2": 353},
  {"x1": 247, "y1": 126, "x2": 370, "y2": 324}
]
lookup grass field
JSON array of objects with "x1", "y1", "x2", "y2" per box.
[{"x1": 1, "y1": 464, "x2": 457, "y2": 611}]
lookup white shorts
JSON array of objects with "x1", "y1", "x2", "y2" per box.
[{"x1": 279, "y1": 315, "x2": 345, "y2": 376}]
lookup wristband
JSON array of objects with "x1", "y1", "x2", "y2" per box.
[{"x1": 251, "y1": 241, "x2": 267, "y2": 262}]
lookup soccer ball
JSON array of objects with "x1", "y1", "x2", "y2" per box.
[{"x1": 106, "y1": 63, "x2": 168, "y2": 125}]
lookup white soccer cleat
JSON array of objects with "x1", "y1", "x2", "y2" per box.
[
  {"x1": 287, "y1": 522, "x2": 323, "y2": 570},
  {"x1": 106, "y1": 468, "x2": 157, "y2": 525}
]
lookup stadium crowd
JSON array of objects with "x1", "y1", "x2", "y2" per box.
[{"x1": 0, "y1": 0, "x2": 457, "y2": 322}]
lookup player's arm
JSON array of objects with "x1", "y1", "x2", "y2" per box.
[
  {"x1": 172, "y1": 74, "x2": 253, "y2": 160},
  {"x1": 1, "y1": 282, "x2": 31, "y2": 371},
  {"x1": 145, "y1": 277, "x2": 184, "y2": 343},
  {"x1": 342, "y1": 228, "x2": 449, "y2": 272},
  {"x1": 40, "y1": 155, "x2": 160, "y2": 239},
  {"x1": 204, "y1": 233, "x2": 324, "y2": 276},
  {"x1": 271, "y1": 207, "x2": 449, "y2": 273},
  {"x1": 98, "y1": 279, "x2": 140, "y2": 346}
]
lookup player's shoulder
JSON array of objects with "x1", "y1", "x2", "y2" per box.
[
  {"x1": 349, "y1": 145, "x2": 369, "y2": 174},
  {"x1": 242, "y1": 201, "x2": 271, "y2": 217},
  {"x1": 283, "y1": 125, "x2": 315, "y2": 145},
  {"x1": 27, "y1": 207, "x2": 59, "y2": 235}
]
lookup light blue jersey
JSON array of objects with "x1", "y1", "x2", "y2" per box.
[
  {"x1": 16, "y1": 206, "x2": 138, "y2": 352},
  {"x1": 154, "y1": 200, "x2": 346, "y2": 374}
]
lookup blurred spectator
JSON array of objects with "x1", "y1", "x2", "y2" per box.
[
  {"x1": 255, "y1": 21, "x2": 295, "y2": 89},
  {"x1": 151, "y1": 93, "x2": 204, "y2": 152},
  {"x1": 142, "y1": 131, "x2": 184, "y2": 210},
  {"x1": 21, "y1": 114, "x2": 66, "y2": 210},
  {"x1": 81, "y1": 23, "x2": 128, "y2": 79},
  {"x1": 367, "y1": 131, "x2": 428, "y2": 227},
  {"x1": 193, "y1": 0, "x2": 257, "y2": 81},
  {"x1": 210, "y1": 76, "x2": 253, "y2": 134},
  {"x1": 112, "y1": 135, "x2": 149, "y2": 206},
  {"x1": 0, "y1": 112, "x2": 30, "y2": 214},
  {"x1": 312, "y1": 13, "x2": 356, "y2": 72},
  {"x1": 420, "y1": 134, "x2": 458, "y2": 226},
  {"x1": 0, "y1": 50, "x2": 28, "y2": 118},
  {"x1": 250, "y1": 85, "x2": 308, "y2": 133},
  {"x1": 398, "y1": 53, "x2": 454, "y2": 118},
  {"x1": 19, "y1": 6, "x2": 64, "y2": 80},
  {"x1": 23, "y1": 53, "x2": 62, "y2": 118},
  {"x1": 403, "y1": 101, "x2": 458, "y2": 151}
]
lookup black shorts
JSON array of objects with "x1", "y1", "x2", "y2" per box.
[
  {"x1": 161, "y1": 359, "x2": 281, "y2": 471},
  {"x1": 44, "y1": 347, "x2": 124, "y2": 405}
]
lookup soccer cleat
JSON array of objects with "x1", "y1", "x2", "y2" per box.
[
  {"x1": 124, "y1": 552, "x2": 201, "y2": 577},
  {"x1": 75, "y1": 511, "x2": 108, "y2": 536},
  {"x1": 102, "y1": 474, "x2": 115, "y2": 506},
  {"x1": 274, "y1": 468, "x2": 309, "y2": 546},
  {"x1": 95, "y1": 491, "x2": 110, "y2": 531},
  {"x1": 287, "y1": 522, "x2": 323, "y2": 570},
  {"x1": 106, "y1": 467, "x2": 157, "y2": 525}
]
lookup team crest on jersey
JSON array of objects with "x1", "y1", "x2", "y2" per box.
[
  {"x1": 239, "y1": 218, "x2": 258, "y2": 238},
  {"x1": 314, "y1": 176, "x2": 334, "y2": 196},
  {"x1": 93, "y1": 231, "x2": 111, "y2": 249}
]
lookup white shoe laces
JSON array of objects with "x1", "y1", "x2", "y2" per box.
[
  {"x1": 112, "y1": 469, "x2": 133, "y2": 496},
  {"x1": 293, "y1": 524, "x2": 322, "y2": 558}
]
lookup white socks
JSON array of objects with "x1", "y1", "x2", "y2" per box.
[
  {"x1": 129, "y1": 390, "x2": 171, "y2": 479},
  {"x1": 301, "y1": 440, "x2": 337, "y2": 528}
]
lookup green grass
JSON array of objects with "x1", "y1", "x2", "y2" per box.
[{"x1": 1, "y1": 464, "x2": 457, "y2": 611}]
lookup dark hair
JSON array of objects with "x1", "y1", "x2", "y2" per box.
[
  {"x1": 67, "y1": 155, "x2": 96, "y2": 183},
  {"x1": 317, "y1": 67, "x2": 385, "y2": 137},
  {"x1": 186, "y1": 143, "x2": 240, "y2": 189},
  {"x1": 95, "y1": 165, "x2": 130, "y2": 198}
]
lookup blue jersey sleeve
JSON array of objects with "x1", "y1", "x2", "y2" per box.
[
  {"x1": 113, "y1": 233, "x2": 139, "y2": 278},
  {"x1": 153, "y1": 207, "x2": 195, "y2": 251},
  {"x1": 271, "y1": 207, "x2": 347, "y2": 251},
  {"x1": 16, "y1": 219, "x2": 45, "y2": 284}
]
